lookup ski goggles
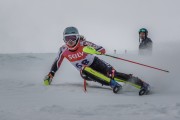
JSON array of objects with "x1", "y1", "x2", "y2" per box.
[{"x1": 63, "y1": 34, "x2": 79, "y2": 43}]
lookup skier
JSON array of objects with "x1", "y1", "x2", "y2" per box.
[
  {"x1": 44, "y1": 26, "x2": 150, "y2": 95},
  {"x1": 138, "y1": 28, "x2": 153, "y2": 55}
]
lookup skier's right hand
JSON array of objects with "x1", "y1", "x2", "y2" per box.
[
  {"x1": 83, "y1": 46, "x2": 102, "y2": 55},
  {"x1": 44, "y1": 73, "x2": 54, "y2": 86}
]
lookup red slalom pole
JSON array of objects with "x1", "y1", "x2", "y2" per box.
[
  {"x1": 104, "y1": 54, "x2": 169, "y2": 73},
  {"x1": 83, "y1": 79, "x2": 87, "y2": 92}
]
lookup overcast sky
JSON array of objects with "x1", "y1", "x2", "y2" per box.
[{"x1": 0, "y1": 0, "x2": 180, "y2": 53}]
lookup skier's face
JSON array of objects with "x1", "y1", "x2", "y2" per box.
[
  {"x1": 66, "y1": 39, "x2": 77, "y2": 46},
  {"x1": 64, "y1": 35, "x2": 78, "y2": 46},
  {"x1": 139, "y1": 32, "x2": 146, "y2": 39}
]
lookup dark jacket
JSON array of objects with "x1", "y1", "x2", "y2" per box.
[
  {"x1": 139, "y1": 37, "x2": 153, "y2": 55},
  {"x1": 139, "y1": 37, "x2": 152, "y2": 49}
]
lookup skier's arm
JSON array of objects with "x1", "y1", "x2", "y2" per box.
[
  {"x1": 82, "y1": 40, "x2": 106, "y2": 54},
  {"x1": 44, "y1": 46, "x2": 65, "y2": 85},
  {"x1": 49, "y1": 46, "x2": 65, "y2": 76}
]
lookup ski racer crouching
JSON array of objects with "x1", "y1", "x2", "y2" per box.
[{"x1": 44, "y1": 27, "x2": 150, "y2": 95}]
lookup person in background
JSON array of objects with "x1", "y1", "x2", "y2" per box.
[{"x1": 138, "y1": 28, "x2": 153, "y2": 55}]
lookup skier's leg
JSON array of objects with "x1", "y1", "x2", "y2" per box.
[
  {"x1": 89, "y1": 57, "x2": 114, "y2": 77},
  {"x1": 80, "y1": 66, "x2": 122, "y2": 93},
  {"x1": 81, "y1": 56, "x2": 150, "y2": 95},
  {"x1": 114, "y1": 71, "x2": 150, "y2": 95},
  {"x1": 80, "y1": 66, "x2": 110, "y2": 85}
]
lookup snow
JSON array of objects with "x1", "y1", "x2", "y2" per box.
[{"x1": 0, "y1": 49, "x2": 180, "y2": 120}]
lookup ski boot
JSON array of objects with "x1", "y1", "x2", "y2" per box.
[
  {"x1": 110, "y1": 79, "x2": 122, "y2": 93},
  {"x1": 139, "y1": 82, "x2": 151, "y2": 96}
]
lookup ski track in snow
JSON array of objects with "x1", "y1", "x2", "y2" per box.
[{"x1": 0, "y1": 52, "x2": 180, "y2": 120}]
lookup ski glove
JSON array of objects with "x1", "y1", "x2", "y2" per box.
[
  {"x1": 44, "y1": 73, "x2": 54, "y2": 85},
  {"x1": 83, "y1": 46, "x2": 103, "y2": 55}
]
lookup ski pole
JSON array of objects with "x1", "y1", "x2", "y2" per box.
[
  {"x1": 83, "y1": 46, "x2": 169, "y2": 73},
  {"x1": 103, "y1": 54, "x2": 169, "y2": 73},
  {"x1": 84, "y1": 79, "x2": 87, "y2": 92}
]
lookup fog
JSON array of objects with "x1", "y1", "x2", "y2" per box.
[{"x1": 0, "y1": 0, "x2": 180, "y2": 53}]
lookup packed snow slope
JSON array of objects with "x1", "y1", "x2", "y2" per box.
[{"x1": 0, "y1": 47, "x2": 180, "y2": 120}]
